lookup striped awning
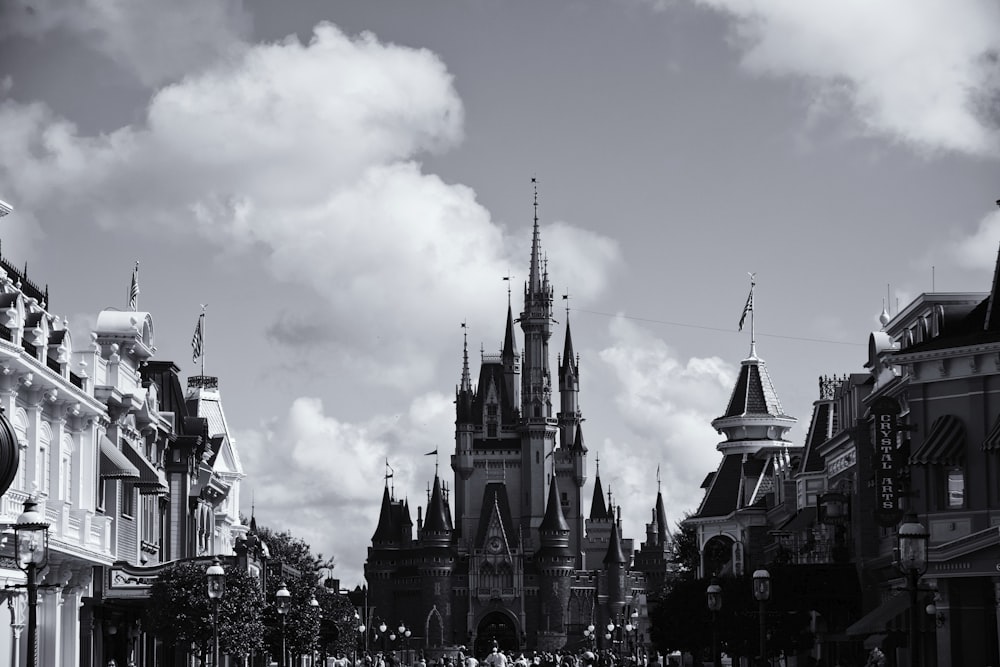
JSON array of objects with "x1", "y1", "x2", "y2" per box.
[
  {"x1": 983, "y1": 414, "x2": 1000, "y2": 451},
  {"x1": 122, "y1": 442, "x2": 168, "y2": 494},
  {"x1": 910, "y1": 414, "x2": 965, "y2": 466},
  {"x1": 100, "y1": 436, "x2": 140, "y2": 479}
]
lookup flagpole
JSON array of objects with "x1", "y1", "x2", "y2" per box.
[
  {"x1": 201, "y1": 305, "x2": 207, "y2": 377},
  {"x1": 750, "y1": 287, "x2": 756, "y2": 359}
]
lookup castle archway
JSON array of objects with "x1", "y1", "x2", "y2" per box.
[
  {"x1": 703, "y1": 534, "x2": 735, "y2": 576},
  {"x1": 474, "y1": 610, "x2": 519, "y2": 657}
]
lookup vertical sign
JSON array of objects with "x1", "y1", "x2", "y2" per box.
[
  {"x1": 871, "y1": 396, "x2": 903, "y2": 527},
  {"x1": 732, "y1": 541, "x2": 744, "y2": 577}
]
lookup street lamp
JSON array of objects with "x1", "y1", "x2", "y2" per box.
[
  {"x1": 583, "y1": 624, "x2": 596, "y2": 651},
  {"x1": 206, "y1": 558, "x2": 226, "y2": 667},
  {"x1": 398, "y1": 624, "x2": 411, "y2": 666},
  {"x1": 357, "y1": 613, "x2": 366, "y2": 666},
  {"x1": 14, "y1": 497, "x2": 50, "y2": 667},
  {"x1": 706, "y1": 579, "x2": 722, "y2": 667},
  {"x1": 276, "y1": 582, "x2": 291, "y2": 667},
  {"x1": 379, "y1": 621, "x2": 389, "y2": 658},
  {"x1": 897, "y1": 514, "x2": 929, "y2": 667},
  {"x1": 752, "y1": 570, "x2": 771, "y2": 667}
]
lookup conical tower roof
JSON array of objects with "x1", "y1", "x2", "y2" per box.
[
  {"x1": 539, "y1": 475, "x2": 570, "y2": 534},
  {"x1": 654, "y1": 490, "x2": 668, "y2": 546},
  {"x1": 372, "y1": 485, "x2": 397, "y2": 544},
  {"x1": 590, "y1": 464, "x2": 608, "y2": 520},
  {"x1": 603, "y1": 517, "x2": 627, "y2": 565},
  {"x1": 422, "y1": 474, "x2": 452, "y2": 542}
]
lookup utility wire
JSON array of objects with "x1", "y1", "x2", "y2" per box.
[{"x1": 573, "y1": 308, "x2": 864, "y2": 347}]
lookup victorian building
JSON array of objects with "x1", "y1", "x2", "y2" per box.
[
  {"x1": 365, "y1": 196, "x2": 669, "y2": 656},
  {"x1": 0, "y1": 255, "x2": 111, "y2": 667}
]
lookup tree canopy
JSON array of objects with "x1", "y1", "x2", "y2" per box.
[{"x1": 145, "y1": 559, "x2": 265, "y2": 658}]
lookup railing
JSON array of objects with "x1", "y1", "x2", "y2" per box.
[
  {"x1": 0, "y1": 323, "x2": 11, "y2": 342},
  {"x1": 46, "y1": 356, "x2": 61, "y2": 374},
  {"x1": 21, "y1": 339, "x2": 36, "y2": 357},
  {"x1": 69, "y1": 372, "x2": 83, "y2": 389}
]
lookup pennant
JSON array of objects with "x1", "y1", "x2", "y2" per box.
[
  {"x1": 738, "y1": 280, "x2": 755, "y2": 332},
  {"x1": 425, "y1": 449, "x2": 438, "y2": 456},
  {"x1": 191, "y1": 313, "x2": 204, "y2": 363},
  {"x1": 128, "y1": 261, "x2": 140, "y2": 311}
]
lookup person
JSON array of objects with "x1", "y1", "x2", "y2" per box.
[
  {"x1": 466, "y1": 652, "x2": 479, "y2": 667},
  {"x1": 486, "y1": 648, "x2": 508, "y2": 667}
]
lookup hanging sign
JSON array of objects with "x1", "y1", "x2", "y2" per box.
[{"x1": 871, "y1": 396, "x2": 903, "y2": 527}]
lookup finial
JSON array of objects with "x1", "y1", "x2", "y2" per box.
[
  {"x1": 656, "y1": 463, "x2": 661, "y2": 492},
  {"x1": 595, "y1": 452, "x2": 600, "y2": 476},
  {"x1": 879, "y1": 299, "x2": 890, "y2": 327},
  {"x1": 503, "y1": 272, "x2": 513, "y2": 304},
  {"x1": 562, "y1": 290, "x2": 570, "y2": 319}
]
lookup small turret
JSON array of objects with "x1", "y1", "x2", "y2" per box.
[
  {"x1": 422, "y1": 475, "x2": 452, "y2": 546},
  {"x1": 372, "y1": 485, "x2": 398, "y2": 546}
]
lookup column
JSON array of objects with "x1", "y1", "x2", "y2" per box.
[
  {"x1": 6, "y1": 590, "x2": 26, "y2": 667},
  {"x1": 40, "y1": 586, "x2": 63, "y2": 667},
  {"x1": 62, "y1": 587, "x2": 83, "y2": 667}
]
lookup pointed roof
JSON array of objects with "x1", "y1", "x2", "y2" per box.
[
  {"x1": 654, "y1": 491, "x2": 668, "y2": 546},
  {"x1": 372, "y1": 485, "x2": 397, "y2": 543},
  {"x1": 561, "y1": 318, "x2": 575, "y2": 370},
  {"x1": 720, "y1": 356, "x2": 790, "y2": 419},
  {"x1": 460, "y1": 329, "x2": 472, "y2": 393},
  {"x1": 474, "y1": 482, "x2": 519, "y2": 548},
  {"x1": 539, "y1": 475, "x2": 570, "y2": 533},
  {"x1": 571, "y1": 421, "x2": 588, "y2": 453},
  {"x1": 590, "y1": 466, "x2": 608, "y2": 520},
  {"x1": 603, "y1": 519, "x2": 627, "y2": 565},
  {"x1": 985, "y1": 242, "x2": 1000, "y2": 331},
  {"x1": 528, "y1": 184, "x2": 542, "y2": 295},
  {"x1": 422, "y1": 475, "x2": 451, "y2": 538},
  {"x1": 502, "y1": 304, "x2": 518, "y2": 359}
]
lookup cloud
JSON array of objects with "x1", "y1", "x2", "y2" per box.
[
  {"x1": 236, "y1": 391, "x2": 455, "y2": 586},
  {"x1": 685, "y1": 0, "x2": 1000, "y2": 157},
  {"x1": 0, "y1": 22, "x2": 620, "y2": 392},
  {"x1": 0, "y1": 0, "x2": 251, "y2": 87},
  {"x1": 598, "y1": 315, "x2": 734, "y2": 535},
  {"x1": 950, "y1": 208, "x2": 1000, "y2": 271}
]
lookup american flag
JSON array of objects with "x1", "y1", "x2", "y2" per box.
[
  {"x1": 738, "y1": 279, "x2": 755, "y2": 332},
  {"x1": 128, "y1": 261, "x2": 139, "y2": 311},
  {"x1": 191, "y1": 313, "x2": 204, "y2": 363}
]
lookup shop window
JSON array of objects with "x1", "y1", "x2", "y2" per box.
[{"x1": 946, "y1": 467, "x2": 965, "y2": 508}]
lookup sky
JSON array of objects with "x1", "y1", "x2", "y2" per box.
[{"x1": 0, "y1": 0, "x2": 998, "y2": 588}]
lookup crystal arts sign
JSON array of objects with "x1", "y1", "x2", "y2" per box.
[{"x1": 871, "y1": 396, "x2": 903, "y2": 527}]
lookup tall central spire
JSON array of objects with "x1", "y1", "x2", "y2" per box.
[{"x1": 528, "y1": 177, "x2": 542, "y2": 295}]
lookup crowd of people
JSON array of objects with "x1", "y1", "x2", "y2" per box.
[{"x1": 336, "y1": 645, "x2": 662, "y2": 667}]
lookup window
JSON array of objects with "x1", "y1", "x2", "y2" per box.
[
  {"x1": 61, "y1": 455, "x2": 71, "y2": 501},
  {"x1": 121, "y1": 484, "x2": 135, "y2": 519},
  {"x1": 37, "y1": 445, "x2": 49, "y2": 495},
  {"x1": 946, "y1": 467, "x2": 965, "y2": 508}
]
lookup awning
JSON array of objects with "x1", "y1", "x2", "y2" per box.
[
  {"x1": 100, "y1": 437, "x2": 140, "y2": 479},
  {"x1": 122, "y1": 443, "x2": 168, "y2": 494},
  {"x1": 983, "y1": 413, "x2": 1000, "y2": 451},
  {"x1": 909, "y1": 414, "x2": 965, "y2": 466},
  {"x1": 845, "y1": 594, "x2": 910, "y2": 637}
]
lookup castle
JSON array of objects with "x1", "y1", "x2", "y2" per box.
[{"x1": 364, "y1": 192, "x2": 672, "y2": 656}]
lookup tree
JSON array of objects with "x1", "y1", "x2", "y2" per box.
[
  {"x1": 146, "y1": 559, "x2": 265, "y2": 660},
  {"x1": 668, "y1": 514, "x2": 700, "y2": 581},
  {"x1": 256, "y1": 524, "x2": 337, "y2": 660}
]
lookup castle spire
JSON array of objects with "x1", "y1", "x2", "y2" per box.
[
  {"x1": 590, "y1": 455, "x2": 608, "y2": 520},
  {"x1": 421, "y1": 474, "x2": 452, "y2": 545},
  {"x1": 528, "y1": 177, "x2": 542, "y2": 295},
  {"x1": 460, "y1": 321, "x2": 472, "y2": 392}
]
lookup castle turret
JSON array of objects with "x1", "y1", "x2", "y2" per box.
[
  {"x1": 536, "y1": 475, "x2": 574, "y2": 649},
  {"x1": 603, "y1": 511, "x2": 627, "y2": 619},
  {"x1": 502, "y1": 302, "x2": 521, "y2": 412},
  {"x1": 421, "y1": 475, "x2": 453, "y2": 547},
  {"x1": 557, "y1": 317, "x2": 580, "y2": 449}
]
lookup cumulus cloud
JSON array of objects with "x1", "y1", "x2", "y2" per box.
[
  {"x1": 0, "y1": 0, "x2": 250, "y2": 87},
  {"x1": 236, "y1": 392, "x2": 454, "y2": 585},
  {"x1": 598, "y1": 315, "x2": 734, "y2": 535},
  {"x1": 684, "y1": 0, "x2": 1000, "y2": 157},
  {"x1": 950, "y1": 208, "x2": 1000, "y2": 271},
  {"x1": 0, "y1": 22, "x2": 620, "y2": 391}
]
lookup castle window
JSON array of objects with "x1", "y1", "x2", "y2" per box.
[{"x1": 487, "y1": 424, "x2": 497, "y2": 438}]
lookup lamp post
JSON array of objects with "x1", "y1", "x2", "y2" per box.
[
  {"x1": 379, "y1": 621, "x2": 388, "y2": 660},
  {"x1": 276, "y1": 582, "x2": 291, "y2": 667},
  {"x1": 357, "y1": 613, "x2": 366, "y2": 667},
  {"x1": 14, "y1": 497, "x2": 50, "y2": 667},
  {"x1": 397, "y1": 624, "x2": 411, "y2": 666},
  {"x1": 897, "y1": 514, "x2": 929, "y2": 667},
  {"x1": 206, "y1": 558, "x2": 227, "y2": 667},
  {"x1": 752, "y1": 570, "x2": 771, "y2": 667},
  {"x1": 624, "y1": 614, "x2": 636, "y2": 665},
  {"x1": 706, "y1": 579, "x2": 722, "y2": 667},
  {"x1": 310, "y1": 594, "x2": 320, "y2": 666},
  {"x1": 583, "y1": 624, "x2": 596, "y2": 652}
]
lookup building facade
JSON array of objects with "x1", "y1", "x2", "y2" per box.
[{"x1": 365, "y1": 202, "x2": 670, "y2": 656}]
